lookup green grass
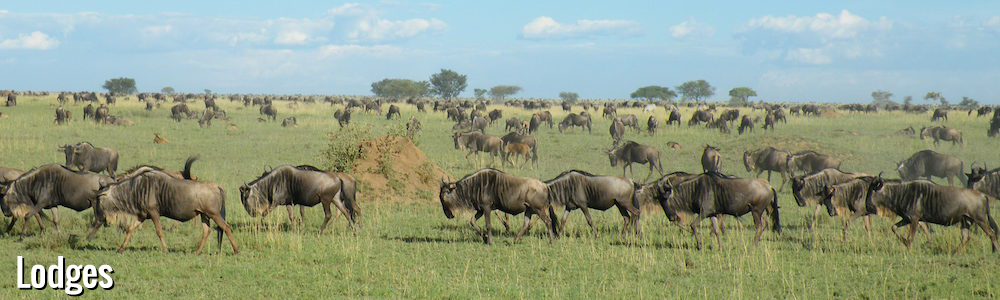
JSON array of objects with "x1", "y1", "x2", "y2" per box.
[{"x1": 0, "y1": 96, "x2": 998, "y2": 299}]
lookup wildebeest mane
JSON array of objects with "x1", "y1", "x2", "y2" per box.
[
  {"x1": 452, "y1": 169, "x2": 513, "y2": 209},
  {"x1": 295, "y1": 165, "x2": 323, "y2": 172},
  {"x1": 543, "y1": 170, "x2": 594, "y2": 206}
]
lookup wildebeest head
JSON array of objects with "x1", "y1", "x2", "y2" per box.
[
  {"x1": 742, "y1": 151, "x2": 755, "y2": 172},
  {"x1": 864, "y1": 173, "x2": 885, "y2": 214},
  {"x1": 966, "y1": 166, "x2": 986, "y2": 188},
  {"x1": 0, "y1": 182, "x2": 11, "y2": 217},
  {"x1": 652, "y1": 181, "x2": 679, "y2": 223},
  {"x1": 814, "y1": 185, "x2": 839, "y2": 217},
  {"x1": 0, "y1": 180, "x2": 32, "y2": 218},
  {"x1": 438, "y1": 179, "x2": 457, "y2": 219},
  {"x1": 239, "y1": 183, "x2": 269, "y2": 218},
  {"x1": 606, "y1": 148, "x2": 620, "y2": 167},
  {"x1": 60, "y1": 144, "x2": 75, "y2": 165},
  {"x1": 790, "y1": 177, "x2": 807, "y2": 207},
  {"x1": 896, "y1": 159, "x2": 916, "y2": 180},
  {"x1": 918, "y1": 127, "x2": 929, "y2": 140}
]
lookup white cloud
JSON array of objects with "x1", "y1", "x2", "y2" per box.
[
  {"x1": 986, "y1": 16, "x2": 1000, "y2": 28},
  {"x1": 669, "y1": 19, "x2": 715, "y2": 38},
  {"x1": 349, "y1": 17, "x2": 446, "y2": 41},
  {"x1": 329, "y1": 3, "x2": 367, "y2": 16},
  {"x1": 746, "y1": 10, "x2": 891, "y2": 39},
  {"x1": 0, "y1": 31, "x2": 60, "y2": 50},
  {"x1": 319, "y1": 44, "x2": 401, "y2": 57},
  {"x1": 275, "y1": 30, "x2": 310, "y2": 45},
  {"x1": 0, "y1": 10, "x2": 9, "y2": 14},
  {"x1": 785, "y1": 48, "x2": 831, "y2": 64},
  {"x1": 141, "y1": 25, "x2": 173, "y2": 36},
  {"x1": 521, "y1": 16, "x2": 640, "y2": 40}
]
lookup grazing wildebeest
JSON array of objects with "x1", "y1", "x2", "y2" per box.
[
  {"x1": 895, "y1": 126, "x2": 916, "y2": 136},
  {"x1": 54, "y1": 107, "x2": 69, "y2": 125},
  {"x1": 499, "y1": 132, "x2": 538, "y2": 168},
  {"x1": 666, "y1": 110, "x2": 681, "y2": 127},
  {"x1": 240, "y1": 165, "x2": 359, "y2": 234},
  {"x1": 920, "y1": 126, "x2": 963, "y2": 147},
  {"x1": 62, "y1": 142, "x2": 119, "y2": 177},
  {"x1": 505, "y1": 117, "x2": 523, "y2": 132},
  {"x1": 967, "y1": 167, "x2": 1000, "y2": 200},
  {"x1": 260, "y1": 104, "x2": 277, "y2": 121},
  {"x1": 763, "y1": 112, "x2": 776, "y2": 130},
  {"x1": 533, "y1": 111, "x2": 554, "y2": 128},
  {"x1": 897, "y1": 150, "x2": 966, "y2": 185},
  {"x1": 198, "y1": 108, "x2": 215, "y2": 128},
  {"x1": 544, "y1": 170, "x2": 641, "y2": 237},
  {"x1": 281, "y1": 117, "x2": 297, "y2": 127},
  {"x1": 989, "y1": 117, "x2": 1000, "y2": 137},
  {"x1": 610, "y1": 118, "x2": 625, "y2": 147},
  {"x1": 786, "y1": 151, "x2": 842, "y2": 177},
  {"x1": 503, "y1": 143, "x2": 533, "y2": 169},
  {"x1": 646, "y1": 116, "x2": 658, "y2": 135},
  {"x1": 446, "y1": 107, "x2": 465, "y2": 122},
  {"x1": 743, "y1": 147, "x2": 792, "y2": 191},
  {"x1": 471, "y1": 115, "x2": 488, "y2": 133},
  {"x1": 386, "y1": 104, "x2": 401, "y2": 120},
  {"x1": 862, "y1": 177, "x2": 999, "y2": 253},
  {"x1": 94, "y1": 104, "x2": 110, "y2": 123},
  {"x1": 336, "y1": 109, "x2": 351, "y2": 128},
  {"x1": 438, "y1": 168, "x2": 558, "y2": 244},
  {"x1": 688, "y1": 110, "x2": 713, "y2": 127},
  {"x1": 707, "y1": 118, "x2": 730, "y2": 134},
  {"x1": 95, "y1": 163, "x2": 239, "y2": 254},
  {"x1": 364, "y1": 100, "x2": 383, "y2": 114},
  {"x1": 738, "y1": 115, "x2": 754, "y2": 135},
  {"x1": 145, "y1": 101, "x2": 154, "y2": 111},
  {"x1": 970, "y1": 106, "x2": 992, "y2": 117},
  {"x1": 83, "y1": 104, "x2": 95, "y2": 120},
  {"x1": 931, "y1": 108, "x2": 948, "y2": 122},
  {"x1": 615, "y1": 114, "x2": 640, "y2": 132},
  {"x1": 558, "y1": 112, "x2": 592, "y2": 133},
  {"x1": 701, "y1": 145, "x2": 721, "y2": 173},
  {"x1": 487, "y1": 109, "x2": 502, "y2": 125},
  {"x1": 602, "y1": 106, "x2": 616, "y2": 119},
  {"x1": 720, "y1": 109, "x2": 739, "y2": 125},
  {"x1": 649, "y1": 172, "x2": 780, "y2": 250},
  {"x1": 453, "y1": 132, "x2": 504, "y2": 167},
  {"x1": 790, "y1": 168, "x2": 872, "y2": 229},
  {"x1": 0, "y1": 168, "x2": 24, "y2": 182},
  {"x1": 0, "y1": 165, "x2": 112, "y2": 234},
  {"x1": 607, "y1": 141, "x2": 664, "y2": 183},
  {"x1": 170, "y1": 103, "x2": 189, "y2": 122},
  {"x1": 529, "y1": 114, "x2": 542, "y2": 134}
]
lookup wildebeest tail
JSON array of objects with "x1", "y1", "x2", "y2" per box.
[
  {"x1": 548, "y1": 205, "x2": 559, "y2": 236},
  {"x1": 631, "y1": 181, "x2": 641, "y2": 210},
  {"x1": 182, "y1": 156, "x2": 198, "y2": 180},
  {"x1": 988, "y1": 199, "x2": 999, "y2": 237},
  {"x1": 340, "y1": 178, "x2": 359, "y2": 225},
  {"x1": 217, "y1": 187, "x2": 226, "y2": 250},
  {"x1": 770, "y1": 188, "x2": 781, "y2": 233}
]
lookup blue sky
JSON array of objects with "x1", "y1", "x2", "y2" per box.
[{"x1": 1, "y1": 1, "x2": 998, "y2": 103}]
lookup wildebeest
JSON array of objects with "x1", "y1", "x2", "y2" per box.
[
  {"x1": 487, "y1": 109, "x2": 502, "y2": 125},
  {"x1": 897, "y1": 150, "x2": 966, "y2": 185},
  {"x1": 499, "y1": 132, "x2": 538, "y2": 168},
  {"x1": 646, "y1": 116, "x2": 658, "y2": 135},
  {"x1": 719, "y1": 109, "x2": 739, "y2": 125},
  {"x1": 471, "y1": 115, "x2": 488, "y2": 133},
  {"x1": 558, "y1": 113, "x2": 592, "y2": 133},
  {"x1": 931, "y1": 108, "x2": 948, "y2": 122},
  {"x1": 503, "y1": 143, "x2": 533, "y2": 169},
  {"x1": 83, "y1": 104, "x2": 95, "y2": 120},
  {"x1": 453, "y1": 132, "x2": 504, "y2": 167},
  {"x1": 95, "y1": 160, "x2": 239, "y2": 254},
  {"x1": 861, "y1": 177, "x2": 998, "y2": 253},
  {"x1": 701, "y1": 145, "x2": 721, "y2": 173},
  {"x1": 0, "y1": 167, "x2": 24, "y2": 183},
  {"x1": 62, "y1": 142, "x2": 119, "y2": 177},
  {"x1": 54, "y1": 107, "x2": 69, "y2": 125},
  {"x1": 666, "y1": 110, "x2": 681, "y2": 127},
  {"x1": 5, "y1": 93, "x2": 15, "y2": 106},
  {"x1": 406, "y1": 117, "x2": 422, "y2": 136},
  {"x1": 989, "y1": 117, "x2": 999, "y2": 137},
  {"x1": 607, "y1": 141, "x2": 664, "y2": 183},
  {"x1": 919, "y1": 126, "x2": 963, "y2": 147},
  {"x1": 738, "y1": 115, "x2": 754, "y2": 135},
  {"x1": 763, "y1": 112, "x2": 776, "y2": 130},
  {"x1": 170, "y1": 103, "x2": 189, "y2": 122},
  {"x1": 386, "y1": 104, "x2": 401, "y2": 120},
  {"x1": 786, "y1": 151, "x2": 842, "y2": 176},
  {"x1": 707, "y1": 118, "x2": 730, "y2": 134},
  {"x1": 240, "y1": 165, "x2": 358, "y2": 234},
  {"x1": 438, "y1": 168, "x2": 558, "y2": 244},
  {"x1": 94, "y1": 104, "x2": 110, "y2": 123},
  {"x1": 813, "y1": 176, "x2": 879, "y2": 240},
  {"x1": 649, "y1": 172, "x2": 780, "y2": 250},
  {"x1": 1, "y1": 165, "x2": 110, "y2": 234},
  {"x1": 533, "y1": 111, "x2": 554, "y2": 128},
  {"x1": 790, "y1": 168, "x2": 872, "y2": 229},
  {"x1": 198, "y1": 108, "x2": 215, "y2": 128},
  {"x1": 602, "y1": 106, "x2": 617, "y2": 119},
  {"x1": 281, "y1": 117, "x2": 297, "y2": 127},
  {"x1": 615, "y1": 114, "x2": 640, "y2": 132},
  {"x1": 504, "y1": 117, "x2": 523, "y2": 132},
  {"x1": 260, "y1": 104, "x2": 277, "y2": 121},
  {"x1": 544, "y1": 170, "x2": 641, "y2": 237},
  {"x1": 895, "y1": 126, "x2": 916, "y2": 136},
  {"x1": 970, "y1": 106, "x2": 992, "y2": 117},
  {"x1": 743, "y1": 147, "x2": 792, "y2": 191},
  {"x1": 335, "y1": 109, "x2": 351, "y2": 128},
  {"x1": 688, "y1": 110, "x2": 713, "y2": 127},
  {"x1": 145, "y1": 101, "x2": 154, "y2": 111},
  {"x1": 609, "y1": 118, "x2": 625, "y2": 147},
  {"x1": 153, "y1": 133, "x2": 169, "y2": 144},
  {"x1": 967, "y1": 167, "x2": 1000, "y2": 201}
]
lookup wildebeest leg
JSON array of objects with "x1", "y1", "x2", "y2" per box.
[
  {"x1": 811, "y1": 205, "x2": 823, "y2": 229},
  {"x1": 972, "y1": 216, "x2": 999, "y2": 252},
  {"x1": 149, "y1": 212, "x2": 169, "y2": 253},
  {"x1": 752, "y1": 211, "x2": 766, "y2": 245},
  {"x1": 494, "y1": 212, "x2": 512, "y2": 232},
  {"x1": 86, "y1": 219, "x2": 104, "y2": 241},
  {"x1": 919, "y1": 222, "x2": 931, "y2": 240},
  {"x1": 4, "y1": 218, "x2": 17, "y2": 234},
  {"x1": 710, "y1": 217, "x2": 723, "y2": 249},
  {"x1": 558, "y1": 208, "x2": 571, "y2": 234},
  {"x1": 514, "y1": 212, "x2": 532, "y2": 243},
  {"x1": 209, "y1": 213, "x2": 240, "y2": 254},
  {"x1": 319, "y1": 201, "x2": 333, "y2": 234},
  {"x1": 580, "y1": 207, "x2": 597, "y2": 238},
  {"x1": 777, "y1": 172, "x2": 788, "y2": 192},
  {"x1": 469, "y1": 211, "x2": 484, "y2": 236},
  {"x1": 863, "y1": 215, "x2": 873, "y2": 240},
  {"x1": 48, "y1": 209, "x2": 59, "y2": 231},
  {"x1": 300, "y1": 206, "x2": 307, "y2": 225},
  {"x1": 194, "y1": 216, "x2": 211, "y2": 254},
  {"x1": 689, "y1": 215, "x2": 705, "y2": 250},
  {"x1": 954, "y1": 221, "x2": 972, "y2": 254},
  {"x1": 903, "y1": 220, "x2": 919, "y2": 249},
  {"x1": 482, "y1": 208, "x2": 493, "y2": 245},
  {"x1": 117, "y1": 221, "x2": 142, "y2": 254},
  {"x1": 645, "y1": 163, "x2": 655, "y2": 183},
  {"x1": 537, "y1": 207, "x2": 557, "y2": 243}
]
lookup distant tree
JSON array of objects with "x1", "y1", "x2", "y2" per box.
[
  {"x1": 902, "y1": 96, "x2": 912, "y2": 106},
  {"x1": 559, "y1": 91, "x2": 579, "y2": 103},
  {"x1": 102, "y1": 77, "x2": 137, "y2": 95},
  {"x1": 629, "y1": 85, "x2": 676, "y2": 102},
  {"x1": 728, "y1": 87, "x2": 757, "y2": 106},
  {"x1": 939, "y1": 97, "x2": 950, "y2": 106},
  {"x1": 924, "y1": 92, "x2": 942, "y2": 104},
  {"x1": 161, "y1": 86, "x2": 175, "y2": 94},
  {"x1": 676, "y1": 80, "x2": 715, "y2": 103},
  {"x1": 204, "y1": 89, "x2": 212, "y2": 95},
  {"x1": 371, "y1": 78, "x2": 431, "y2": 100},
  {"x1": 474, "y1": 88, "x2": 487, "y2": 100},
  {"x1": 871, "y1": 89, "x2": 896, "y2": 107},
  {"x1": 429, "y1": 69, "x2": 467, "y2": 100},
  {"x1": 958, "y1": 96, "x2": 978, "y2": 107},
  {"x1": 489, "y1": 85, "x2": 522, "y2": 101}
]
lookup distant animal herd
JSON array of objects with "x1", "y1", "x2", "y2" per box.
[{"x1": 1, "y1": 89, "x2": 999, "y2": 254}]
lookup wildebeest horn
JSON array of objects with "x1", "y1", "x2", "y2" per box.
[
  {"x1": 98, "y1": 180, "x2": 108, "y2": 189},
  {"x1": 877, "y1": 171, "x2": 884, "y2": 178}
]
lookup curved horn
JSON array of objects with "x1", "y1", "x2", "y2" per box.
[{"x1": 877, "y1": 171, "x2": 884, "y2": 178}]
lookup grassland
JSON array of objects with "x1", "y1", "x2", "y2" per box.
[{"x1": 0, "y1": 95, "x2": 998, "y2": 299}]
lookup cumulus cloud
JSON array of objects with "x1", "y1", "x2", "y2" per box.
[
  {"x1": 319, "y1": 44, "x2": 402, "y2": 57},
  {"x1": 785, "y1": 48, "x2": 832, "y2": 64},
  {"x1": 274, "y1": 30, "x2": 310, "y2": 45},
  {"x1": 746, "y1": 10, "x2": 891, "y2": 39},
  {"x1": 349, "y1": 17, "x2": 446, "y2": 41},
  {"x1": 739, "y1": 10, "x2": 892, "y2": 64},
  {"x1": 521, "y1": 16, "x2": 640, "y2": 40},
  {"x1": 328, "y1": 3, "x2": 367, "y2": 16},
  {"x1": 986, "y1": 16, "x2": 1000, "y2": 28},
  {"x1": 669, "y1": 18, "x2": 715, "y2": 38},
  {"x1": 141, "y1": 25, "x2": 173, "y2": 36},
  {"x1": 0, "y1": 31, "x2": 60, "y2": 50}
]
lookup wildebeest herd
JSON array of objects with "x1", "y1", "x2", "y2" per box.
[{"x1": 2, "y1": 90, "x2": 999, "y2": 255}]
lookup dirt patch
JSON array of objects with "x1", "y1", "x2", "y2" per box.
[{"x1": 350, "y1": 135, "x2": 452, "y2": 202}]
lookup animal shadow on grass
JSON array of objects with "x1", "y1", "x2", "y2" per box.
[
  {"x1": 381, "y1": 234, "x2": 464, "y2": 244},
  {"x1": 65, "y1": 234, "x2": 194, "y2": 253}
]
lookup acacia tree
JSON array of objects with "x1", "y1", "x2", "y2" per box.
[
  {"x1": 489, "y1": 85, "x2": 521, "y2": 101},
  {"x1": 728, "y1": 87, "x2": 757, "y2": 106},
  {"x1": 924, "y1": 92, "x2": 942, "y2": 104},
  {"x1": 102, "y1": 77, "x2": 137, "y2": 95},
  {"x1": 676, "y1": 80, "x2": 714, "y2": 102},
  {"x1": 161, "y1": 86, "x2": 175, "y2": 94},
  {"x1": 474, "y1": 88, "x2": 487, "y2": 100},
  {"x1": 959, "y1": 96, "x2": 978, "y2": 107},
  {"x1": 371, "y1": 78, "x2": 430, "y2": 100},
  {"x1": 629, "y1": 85, "x2": 676, "y2": 102},
  {"x1": 559, "y1": 91, "x2": 579, "y2": 103},
  {"x1": 871, "y1": 90, "x2": 895, "y2": 107},
  {"x1": 429, "y1": 69, "x2": 467, "y2": 100}
]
